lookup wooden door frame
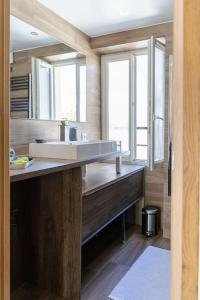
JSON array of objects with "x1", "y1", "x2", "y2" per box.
[
  {"x1": 171, "y1": 0, "x2": 199, "y2": 299},
  {"x1": 0, "y1": 0, "x2": 10, "y2": 299}
]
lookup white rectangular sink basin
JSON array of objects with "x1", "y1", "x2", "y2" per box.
[{"x1": 29, "y1": 140, "x2": 118, "y2": 160}]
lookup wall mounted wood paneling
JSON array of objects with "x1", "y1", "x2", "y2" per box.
[
  {"x1": 10, "y1": 119, "x2": 60, "y2": 146},
  {"x1": 94, "y1": 41, "x2": 148, "y2": 55},
  {"x1": 14, "y1": 43, "x2": 74, "y2": 59},
  {"x1": 0, "y1": 0, "x2": 10, "y2": 299},
  {"x1": 91, "y1": 22, "x2": 173, "y2": 50},
  {"x1": 11, "y1": 43, "x2": 74, "y2": 77},
  {"x1": 171, "y1": 0, "x2": 199, "y2": 299}
]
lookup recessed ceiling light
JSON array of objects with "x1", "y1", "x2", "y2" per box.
[
  {"x1": 30, "y1": 31, "x2": 39, "y2": 36},
  {"x1": 120, "y1": 11, "x2": 129, "y2": 17}
]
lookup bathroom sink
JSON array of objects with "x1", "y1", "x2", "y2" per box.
[{"x1": 29, "y1": 140, "x2": 118, "y2": 160}]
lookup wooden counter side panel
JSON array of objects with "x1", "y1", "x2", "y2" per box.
[
  {"x1": 11, "y1": 168, "x2": 82, "y2": 300},
  {"x1": 82, "y1": 170, "x2": 144, "y2": 241}
]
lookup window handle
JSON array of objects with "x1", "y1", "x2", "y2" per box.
[{"x1": 153, "y1": 115, "x2": 164, "y2": 121}]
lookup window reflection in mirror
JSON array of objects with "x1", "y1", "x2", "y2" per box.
[
  {"x1": 31, "y1": 55, "x2": 86, "y2": 122},
  {"x1": 10, "y1": 15, "x2": 87, "y2": 122}
]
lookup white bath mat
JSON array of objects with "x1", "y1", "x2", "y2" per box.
[{"x1": 109, "y1": 246, "x2": 170, "y2": 300}]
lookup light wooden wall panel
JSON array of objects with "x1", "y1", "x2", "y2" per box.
[
  {"x1": 0, "y1": 0, "x2": 10, "y2": 299},
  {"x1": 11, "y1": 43, "x2": 74, "y2": 77},
  {"x1": 91, "y1": 22, "x2": 173, "y2": 49},
  {"x1": 10, "y1": 119, "x2": 60, "y2": 146},
  {"x1": 14, "y1": 43, "x2": 74, "y2": 59}
]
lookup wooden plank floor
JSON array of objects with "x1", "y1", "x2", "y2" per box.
[
  {"x1": 81, "y1": 224, "x2": 170, "y2": 300},
  {"x1": 11, "y1": 224, "x2": 170, "y2": 300}
]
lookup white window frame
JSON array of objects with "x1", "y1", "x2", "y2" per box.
[
  {"x1": 53, "y1": 58, "x2": 86, "y2": 122},
  {"x1": 101, "y1": 41, "x2": 165, "y2": 167},
  {"x1": 32, "y1": 58, "x2": 86, "y2": 122},
  {"x1": 134, "y1": 51, "x2": 149, "y2": 163},
  {"x1": 101, "y1": 49, "x2": 149, "y2": 163},
  {"x1": 148, "y1": 37, "x2": 166, "y2": 169},
  {"x1": 31, "y1": 57, "x2": 53, "y2": 120}
]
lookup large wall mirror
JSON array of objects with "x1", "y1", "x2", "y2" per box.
[{"x1": 10, "y1": 16, "x2": 87, "y2": 122}]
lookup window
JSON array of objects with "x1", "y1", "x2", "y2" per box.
[
  {"x1": 32, "y1": 58, "x2": 86, "y2": 122},
  {"x1": 102, "y1": 38, "x2": 165, "y2": 168},
  {"x1": 79, "y1": 65, "x2": 87, "y2": 122},
  {"x1": 32, "y1": 58, "x2": 53, "y2": 120},
  {"x1": 148, "y1": 38, "x2": 165, "y2": 168},
  {"x1": 153, "y1": 43, "x2": 165, "y2": 162},
  {"x1": 54, "y1": 64, "x2": 77, "y2": 121},
  {"x1": 135, "y1": 54, "x2": 148, "y2": 160},
  {"x1": 107, "y1": 59, "x2": 130, "y2": 152},
  {"x1": 54, "y1": 60, "x2": 86, "y2": 122}
]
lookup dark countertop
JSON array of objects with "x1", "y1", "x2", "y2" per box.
[
  {"x1": 10, "y1": 156, "x2": 144, "y2": 196},
  {"x1": 82, "y1": 163, "x2": 144, "y2": 196},
  {"x1": 10, "y1": 151, "x2": 124, "y2": 183}
]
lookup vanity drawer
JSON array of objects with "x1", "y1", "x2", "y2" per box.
[{"x1": 82, "y1": 170, "x2": 144, "y2": 243}]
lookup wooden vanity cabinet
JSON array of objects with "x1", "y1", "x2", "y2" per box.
[
  {"x1": 10, "y1": 167, "x2": 82, "y2": 299},
  {"x1": 82, "y1": 169, "x2": 144, "y2": 243},
  {"x1": 10, "y1": 163, "x2": 144, "y2": 300}
]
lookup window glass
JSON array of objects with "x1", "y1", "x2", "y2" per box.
[
  {"x1": 54, "y1": 64, "x2": 77, "y2": 121},
  {"x1": 38, "y1": 64, "x2": 51, "y2": 120},
  {"x1": 135, "y1": 54, "x2": 148, "y2": 160},
  {"x1": 136, "y1": 146, "x2": 148, "y2": 161},
  {"x1": 154, "y1": 44, "x2": 165, "y2": 162},
  {"x1": 80, "y1": 65, "x2": 86, "y2": 122},
  {"x1": 136, "y1": 129, "x2": 147, "y2": 145},
  {"x1": 136, "y1": 55, "x2": 148, "y2": 127},
  {"x1": 108, "y1": 60, "x2": 130, "y2": 152},
  {"x1": 154, "y1": 118, "x2": 164, "y2": 162},
  {"x1": 154, "y1": 46, "x2": 165, "y2": 119}
]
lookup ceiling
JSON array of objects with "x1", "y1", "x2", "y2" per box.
[
  {"x1": 10, "y1": 16, "x2": 58, "y2": 52},
  {"x1": 38, "y1": 0, "x2": 173, "y2": 37}
]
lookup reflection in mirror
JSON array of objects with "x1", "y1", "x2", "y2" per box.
[{"x1": 10, "y1": 15, "x2": 87, "y2": 122}]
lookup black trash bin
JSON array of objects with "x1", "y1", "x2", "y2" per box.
[{"x1": 142, "y1": 206, "x2": 160, "y2": 237}]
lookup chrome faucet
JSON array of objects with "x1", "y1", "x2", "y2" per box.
[
  {"x1": 59, "y1": 121, "x2": 78, "y2": 142},
  {"x1": 60, "y1": 120, "x2": 70, "y2": 142}
]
